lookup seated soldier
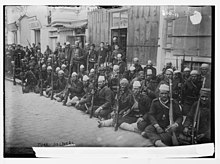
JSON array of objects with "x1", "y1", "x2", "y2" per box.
[
  {"x1": 142, "y1": 84, "x2": 183, "y2": 147},
  {"x1": 118, "y1": 81, "x2": 152, "y2": 133},
  {"x1": 23, "y1": 65, "x2": 38, "y2": 93},
  {"x1": 61, "y1": 64, "x2": 69, "y2": 78},
  {"x1": 43, "y1": 66, "x2": 52, "y2": 96},
  {"x1": 75, "y1": 75, "x2": 93, "y2": 112},
  {"x1": 133, "y1": 57, "x2": 143, "y2": 74},
  {"x1": 66, "y1": 72, "x2": 84, "y2": 106},
  {"x1": 116, "y1": 54, "x2": 126, "y2": 75},
  {"x1": 88, "y1": 76, "x2": 113, "y2": 120},
  {"x1": 78, "y1": 65, "x2": 87, "y2": 81},
  {"x1": 123, "y1": 65, "x2": 137, "y2": 82},
  {"x1": 98, "y1": 78, "x2": 134, "y2": 127},
  {"x1": 53, "y1": 70, "x2": 67, "y2": 102},
  {"x1": 108, "y1": 65, "x2": 120, "y2": 96},
  {"x1": 130, "y1": 71, "x2": 145, "y2": 89},
  {"x1": 179, "y1": 88, "x2": 211, "y2": 144}
]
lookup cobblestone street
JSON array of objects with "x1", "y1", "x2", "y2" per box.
[{"x1": 5, "y1": 80, "x2": 153, "y2": 148}]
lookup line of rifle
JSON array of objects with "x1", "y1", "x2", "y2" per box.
[
  {"x1": 89, "y1": 88, "x2": 95, "y2": 118},
  {"x1": 50, "y1": 54, "x2": 54, "y2": 100},
  {"x1": 114, "y1": 72, "x2": 120, "y2": 131},
  {"x1": 39, "y1": 60, "x2": 43, "y2": 96},
  {"x1": 191, "y1": 77, "x2": 206, "y2": 144},
  {"x1": 169, "y1": 79, "x2": 179, "y2": 146}
]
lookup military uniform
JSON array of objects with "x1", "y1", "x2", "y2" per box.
[
  {"x1": 142, "y1": 79, "x2": 158, "y2": 100},
  {"x1": 97, "y1": 47, "x2": 108, "y2": 65},
  {"x1": 23, "y1": 69, "x2": 38, "y2": 93},
  {"x1": 144, "y1": 98, "x2": 183, "y2": 146},
  {"x1": 68, "y1": 79, "x2": 84, "y2": 100},
  {"x1": 87, "y1": 49, "x2": 98, "y2": 71},
  {"x1": 70, "y1": 46, "x2": 85, "y2": 73}
]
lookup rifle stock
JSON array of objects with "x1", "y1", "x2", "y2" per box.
[
  {"x1": 169, "y1": 79, "x2": 179, "y2": 146},
  {"x1": 89, "y1": 90, "x2": 95, "y2": 118}
]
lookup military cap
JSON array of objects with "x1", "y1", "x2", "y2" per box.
[
  {"x1": 113, "y1": 65, "x2": 119, "y2": 71},
  {"x1": 133, "y1": 81, "x2": 141, "y2": 88},
  {"x1": 117, "y1": 54, "x2": 122, "y2": 58},
  {"x1": 200, "y1": 63, "x2": 209, "y2": 69},
  {"x1": 166, "y1": 68, "x2": 173, "y2": 74},
  {"x1": 159, "y1": 84, "x2": 170, "y2": 92},
  {"x1": 47, "y1": 66, "x2": 52, "y2": 70},
  {"x1": 120, "y1": 78, "x2": 129, "y2": 86},
  {"x1": 83, "y1": 75, "x2": 89, "y2": 81},
  {"x1": 184, "y1": 67, "x2": 191, "y2": 72},
  {"x1": 61, "y1": 64, "x2": 66, "y2": 69},
  {"x1": 174, "y1": 70, "x2": 181, "y2": 74},
  {"x1": 190, "y1": 70, "x2": 199, "y2": 75},
  {"x1": 133, "y1": 57, "x2": 139, "y2": 62},
  {"x1": 42, "y1": 64, "x2": 46, "y2": 68},
  {"x1": 147, "y1": 60, "x2": 152, "y2": 65},
  {"x1": 58, "y1": 70, "x2": 64, "y2": 75},
  {"x1": 129, "y1": 66, "x2": 135, "y2": 71},
  {"x1": 80, "y1": 65, "x2": 85, "y2": 69},
  {"x1": 66, "y1": 42, "x2": 70, "y2": 45},
  {"x1": 98, "y1": 76, "x2": 105, "y2": 82},
  {"x1": 200, "y1": 88, "x2": 211, "y2": 96},
  {"x1": 56, "y1": 67, "x2": 61, "y2": 72},
  {"x1": 71, "y1": 72, "x2": 78, "y2": 77},
  {"x1": 90, "y1": 68, "x2": 95, "y2": 73}
]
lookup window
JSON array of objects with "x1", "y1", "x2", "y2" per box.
[{"x1": 112, "y1": 10, "x2": 128, "y2": 28}]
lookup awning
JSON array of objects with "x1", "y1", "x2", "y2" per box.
[
  {"x1": 63, "y1": 20, "x2": 87, "y2": 29},
  {"x1": 7, "y1": 22, "x2": 18, "y2": 32}
]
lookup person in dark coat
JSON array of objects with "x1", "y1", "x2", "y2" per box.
[
  {"x1": 199, "y1": 63, "x2": 211, "y2": 88},
  {"x1": 182, "y1": 70, "x2": 202, "y2": 116},
  {"x1": 87, "y1": 44, "x2": 98, "y2": 71},
  {"x1": 180, "y1": 88, "x2": 211, "y2": 144},
  {"x1": 111, "y1": 45, "x2": 125, "y2": 65},
  {"x1": 117, "y1": 54, "x2": 126, "y2": 75},
  {"x1": 23, "y1": 65, "x2": 38, "y2": 93},
  {"x1": 133, "y1": 57, "x2": 143, "y2": 74},
  {"x1": 97, "y1": 42, "x2": 108, "y2": 66},
  {"x1": 142, "y1": 84, "x2": 183, "y2": 147},
  {"x1": 118, "y1": 81, "x2": 152, "y2": 133},
  {"x1": 182, "y1": 67, "x2": 191, "y2": 83},
  {"x1": 123, "y1": 66, "x2": 137, "y2": 82}
]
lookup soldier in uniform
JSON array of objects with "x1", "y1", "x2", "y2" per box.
[
  {"x1": 97, "y1": 42, "x2": 108, "y2": 66},
  {"x1": 53, "y1": 70, "x2": 68, "y2": 102},
  {"x1": 130, "y1": 71, "x2": 145, "y2": 89},
  {"x1": 111, "y1": 45, "x2": 125, "y2": 65},
  {"x1": 98, "y1": 78, "x2": 134, "y2": 127},
  {"x1": 66, "y1": 72, "x2": 84, "y2": 106},
  {"x1": 182, "y1": 70, "x2": 202, "y2": 116},
  {"x1": 108, "y1": 65, "x2": 120, "y2": 96},
  {"x1": 117, "y1": 81, "x2": 152, "y2": 133},
  {"x1": 133, "y1": 58, "x2": 143, "y2": 73},
  {"x1": 70, "y1": 41, "x2": 85, "y2": 73},
  {"x1": 182, "y1": 67, "x2": 191, "y2": 83},
  {"x1": 87, "y1": 44, "x2": 98, "y2": 71},
  {"x1": 142, "y1": 84, "x2": 183, "y2": 147},
  {"x1": 180, "y1": 88, "x2": 211, "y2": 144},
  {"x1": 43, "y1": 66, "x2": 52, "y2": 96},
  {"x1": 89, "y1": 76, "x2": 113, "y2": 119},
  {"x1": 78, "y1": 65, "x2": 87, "y2": 81},
  {"x1": 75, "y1": 75, "x2": 93, "y2": 112},
  {"x1": 44, "y1": 45, "x2": 52, "y2": 58},
  {"x1": 117, "y1": 54, "x2": 126, "y2": 75},
  {"x1": 23, "y1": 65, "x2": 38, "y2": 93},
  {"x1": 173, "y1": 70, "x2": 183, "y2": 102},
  {"x1": 199, "y1": 63, "x2": 211, "y2": 88},
  {"x1": 123, "y1": 66, "x2": 136, "y2": 82}
]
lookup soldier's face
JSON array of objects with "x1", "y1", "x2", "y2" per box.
[
  {"x1": 184, "y1": 71, "x2": 190, "y2": 77},
  {"x1": 100, "y1": 43, "x2": 104, "y2": 48},
  {"x1": 165, "y1": 71, "x2": 173, "y2": 79},
  {"x1": 159, "y1": 91, "x2": 169, "y2": 102},
  {"x1": 139, "y1": 73, "x2": 145, "y2": 80},
  {"x1": 146, "y1": 74, "x2": 152, "y2": 80},
  {"x1": 201, "y1": 68, "x2": 208, "y2": 75},
  {"x1": 200, "y1": 95, "x2": 209, "y2": 105},
  {"x1": 191, "y1": 75, "x2": 198, "y2": 82},
  {"x1": 98, "y1": 81, "x2": 105, "y2": 89},
  {"x1": 133, "y1": 87, "x2": 140, "y2": 96},
  {"x1": 72, "y1": 76, "x2": 77, "y2": 81},
  {"x1": 120, "y1": 84, "x2": 127, "y2": 92}
]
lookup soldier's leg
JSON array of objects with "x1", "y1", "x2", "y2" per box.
[
  {"x1": 98, "y1": 118, "x2": 114, "y2": 127},
  {"x1": 97, "y1": 109, "x2": 112, "y2": 120}
]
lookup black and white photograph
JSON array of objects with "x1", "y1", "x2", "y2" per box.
[{"x1": 3, "y1": 3, "x2": 215, "y2": 159}]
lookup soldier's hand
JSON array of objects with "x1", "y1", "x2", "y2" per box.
[
  {"x1": 155, "y1": 125, "x2": 164, "y2": 134},
  {"x1": 183, "y1": 127, "x2": 189, "y2": 135},
  {"x1": 137, "y1": 117, "x2": 144, "y2": 123},
  {"x1": 166, "y1": 123, "x2": 178, "y2": 132}
]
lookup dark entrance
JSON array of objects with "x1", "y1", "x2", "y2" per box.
[{"x1": 111, "y1": 28, "x2": 127, "y2": 53}]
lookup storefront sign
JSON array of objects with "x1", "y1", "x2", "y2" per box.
[{"x1": 29, "y1": 20, "x2": 41, "y2": 29}]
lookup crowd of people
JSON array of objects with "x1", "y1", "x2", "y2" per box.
[{"x1": 5, "y1": 40, "x2": 212, "y2": 147}]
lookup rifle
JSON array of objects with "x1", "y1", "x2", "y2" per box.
[
  {"x1": 191, "y1": 77, "x2": 206, "y2": 144},
  {"x1": 114, "y1": 72, "x2": 120, "y2": 131},
  {"x1": 86, "y1": 51, "x2": 90, "y2": 73},
  {"x1": 12, "y1": 61, "x2": 16, "y2": 85},
  {"x1": 50, "y1": 54, "x2": 54, "y2": 100},
  {"x1": 169, "y1": 79, "x2": 179, "y2": 146},
  {"x1": 63, "y1": 62, "x2": 72, "y2": 105},
  {"x1": 26, "y1": 39, "x2": 31, "y2": 48},
  {"x1": 39, "y1": 61, "x2": 43, "y2": 96},
  {"x1": 89, "y1": 89, "x2": 95, "y2": 118}
]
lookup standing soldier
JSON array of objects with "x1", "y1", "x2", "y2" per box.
[
  {"x1": 173, "y1": 70, "x2": 183, "y2": 102},
  {"x1": 180, "y1": 88, "x2": 211, "y2": 144},
  {"x1": 44, "y1": 45, "x2": 52, "y2": 58},
  {"x1": 97, "y1": 42, "x2": 108, "y2": 66},
  {"x1": 182, "y1": 70, "x2": 202, "y2": 116},
  {"x1": 98, "y1": 78, "x2": 134, "y2": 128},
  {"x1": 54, "y1": 42, "x2": 60, "y2": 56},
  {"x1": 182, "y1": 67, "x2": 191, "y2": 83},
  {"x1": 64, "y1": 42, "x2": 72, "y2": 70},
  {"x1": 87, "y1": 44, "x2": 98, "y2": 71},
  {"x1": 111, "y1": 45, "x2": 125, "y2": 65},
  {"x1": 58, "y1": 45, "x2": 65, "y2": 67},
  {"x1": 199, "y1": 63, "x2": 211, "y2": 88},
  {"x1": 117, "y1": 54, "x2": 126, "y2": 75},
  {"x1": 142, "y1": 84, "x2": 183, "y2": 147},
  {"x1": 70, "y1": 41, "x2": 85, "y2": 73}
]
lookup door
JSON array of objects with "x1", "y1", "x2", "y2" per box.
[
  {"x1": 35, "y1": 30, "x2": 40, "y2": 44},
  {"x1": 111, "y1": 28, "x2": 127, "y2": 53}
]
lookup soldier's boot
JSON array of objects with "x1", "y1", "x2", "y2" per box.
[
  {"x1": 154, "y1": 140, "x2": 167, "y2": 147},
  {"x1": 98, "y1": 119, "x2": 114, "y2": 128}
]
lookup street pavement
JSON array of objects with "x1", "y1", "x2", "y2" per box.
[{"x1": 5, "y1": 79, "x2": 154, "y2": 148}]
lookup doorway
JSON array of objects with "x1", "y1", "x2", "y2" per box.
[{"x1": 111, "y1": 28, "x2": 127, "y2": 53}]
